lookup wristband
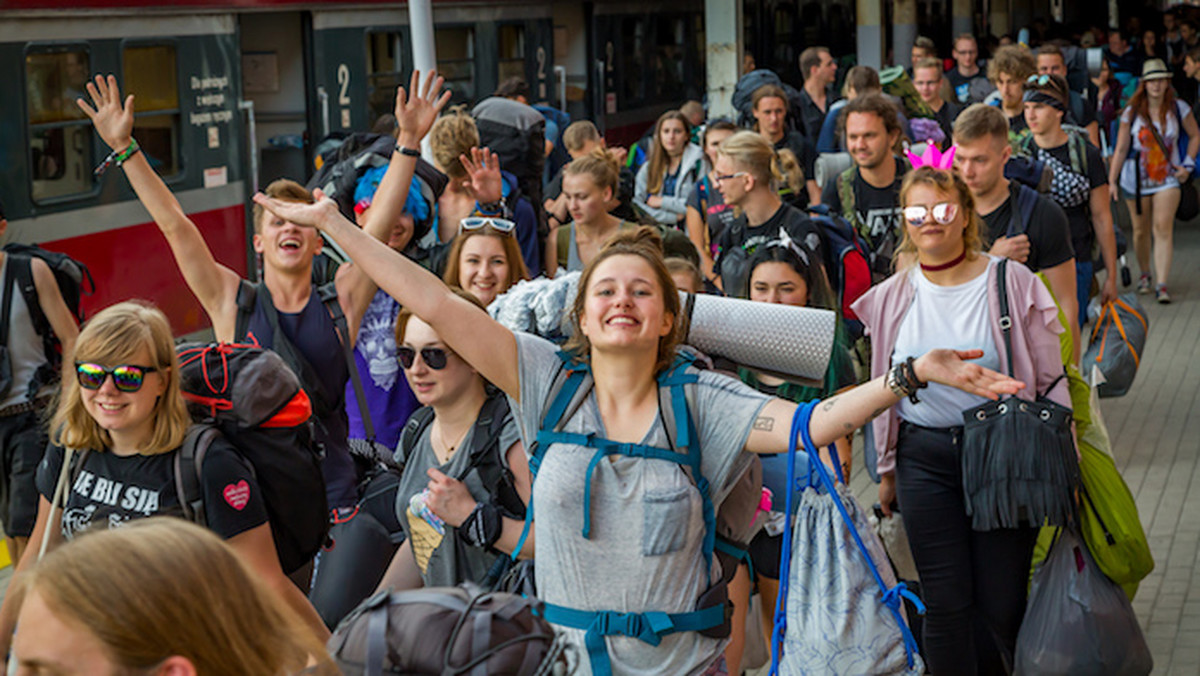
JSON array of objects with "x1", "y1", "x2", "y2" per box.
[
  {"x1": 476, "y1": 196, "x2": 506, "y2": 216},
  {"x1": 395, "y1": 144, "x2": 421, "y2": 158},
  {"x1": 94, "y1": 139, "x2": 140, "y2": 177},
  {"x1": 458, "y1": 501, "x2": 502, "y2": 549},
  {"x1": 902, "y1": 356, "x2": 927, "y2": 404}
]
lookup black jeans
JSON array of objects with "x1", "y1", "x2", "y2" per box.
[{"x1": 895, "y1": 421, "x2": 1038, "y2": 676}]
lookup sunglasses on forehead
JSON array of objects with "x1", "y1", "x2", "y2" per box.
[
  {"x1": 459, "y1": 217, "x2": 516, "y2": 236},
  {"x1": 76, "y1": 362, "x2": 159, "y2": 392},
  {"x1": 397, "y1": 346, "x2": 451, "y2": 370}
]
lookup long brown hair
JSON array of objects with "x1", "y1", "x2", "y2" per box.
[
  {"x1": 10, "y1": 518, "x2": 337, "y2": 674},
  {"x1": 645, "y1": 110, "x2": 693, "y2": 194},
  {"x1": 441, "y1": 229, "x2": 530, "y2": 297},
  {"x1": 51, "y1": 301, "x2": 189, "y2": 455},
  {"x1": 564, "y1": 226, "x2": 682, "y2": 374},
  {"x1": 1126, "y1": 77, "x2": 1180, "y2": 129}
]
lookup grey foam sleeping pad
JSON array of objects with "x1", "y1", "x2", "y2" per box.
[{"x1": 489, "y1": 272, "x2": 836, "y2": 383}]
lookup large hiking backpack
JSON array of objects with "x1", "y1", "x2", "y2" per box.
[
  {"x1": 732, "y1": 69, "x2": 805, "y2": 131},
  {"x1": 328, "y1": 585, "x2": 570, "y2": 675},
  {"x1": 513, "y1": 349, "x2": 763, "y2": 675},
  {"x1": 1, "y1": 244, "x2": 93, "y2": 396},
  {"x1": 473, "y1": 97, "x2": 547, "y2": 239},
  {"x1": 175, "y1": 341, "x2": 329, "y2": 574},
  {"x1": 808, "y1": 205, "x2": 872, "y2": 340},
  {"x1": 834, "y1": 163, "x2": 903, "y2": 278}
]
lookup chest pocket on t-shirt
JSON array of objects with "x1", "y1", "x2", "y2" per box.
[
  {"x1": 1037, "y1": 148, "x2": 1091, "y2": 209},
  {"x1": 643, "y1": 484, "x2": 693, "y2": 556}
]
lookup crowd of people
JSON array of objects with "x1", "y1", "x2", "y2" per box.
[{"x1": 0, "y1": 10, "x2": 1186, "y2": 676}]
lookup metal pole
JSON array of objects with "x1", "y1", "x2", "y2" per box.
[
  {"x1": 857, "y1": 0, "x2": 883, "y2": 71},
  {"x1": 408, "y1": 0, "x2": 437, "y2": 158},
  {"x1": 894, "y1": 0, "x2": 917, "y2": 68},
  {"x1": 704, "y1": 0, "x2": 741, "y2": 120}
]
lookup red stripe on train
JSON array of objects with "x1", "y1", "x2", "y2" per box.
[{"x1": 42, "y1": 205, "x2": 248, "y2": 336}]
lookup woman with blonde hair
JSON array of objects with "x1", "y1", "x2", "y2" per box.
[
  {"x1": 853, "y1": 164, "x2": 1070, "y2": 674},
  {"x1": 634, "y1": 110, "x2": 705, "y2": 226},
  {"x1": 254, "y1": 177, "x2": 1024, "y2": 673},
  {"x1": 0, "y1": 301, "x2": 329, "y2": 655},
  {"x1": 9, "y1": 517, "x2": 336, "y2": 674},
  {"x1": 713, "y1": 130, "x2": 827, "y2": 297}
]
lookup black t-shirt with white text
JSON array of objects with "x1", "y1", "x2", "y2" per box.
[
  {"x1": 821, "y1": 159, "x2": 906, "y2": 272},
  {"x1": 36, "y1": 436, "x2": 266, "y2": 541},
  {"x1": 980, "y1": 181, "x2": 1076, "y2": 273},
  {"x1": 717, "y1": 203, "x2": 825, "y2": 267}
]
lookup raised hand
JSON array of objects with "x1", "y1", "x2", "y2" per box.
[
  {"x1": 76, "y1": 74, "x2": 134, "y2": 152},
  {"x1": 459, "y1": 147, "x2": 503, "y2": 204},
  {"x1": 914, "y1": 349, "x2": 1025, "y2": 400},
  {"x1": 394, "y1": 69, "x2": 452, "y2": 146},
  {"x1": 251, "y1": 188, "x2": 343, "y2": 232}
]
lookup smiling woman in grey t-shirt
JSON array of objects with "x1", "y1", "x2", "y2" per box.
[{"x1": 256, "y1": 188, "x2": 1026, "y2": 675}]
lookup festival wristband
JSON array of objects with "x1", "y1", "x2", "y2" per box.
[{"x1": 94, "y1": 139, "x2": 140, "y2": 177}]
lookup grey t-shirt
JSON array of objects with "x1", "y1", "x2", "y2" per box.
[
  {"x1": 394, "y1": 404, "x2": 522, "y2": 588},
  {"x1": 512, "y1": 333, "x2": 771, "y2": 675}
]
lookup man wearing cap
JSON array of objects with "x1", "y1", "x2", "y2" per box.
[
  {"x1": 1036, "y1": 44, "x2": 1101, "y2": 147},
  {"x1": 1107, "y1": 59, "x2": 1199, "y2": 304},
  {"x1": 1020, "y1": 74, "x2": 1118, "y2": 327}
]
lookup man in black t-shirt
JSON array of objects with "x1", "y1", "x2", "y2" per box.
[
  {"x1": 954, "y1": 103, "x2": 1081, "y2": 359},
  {"x1": 913, "y1": 58, "x2": 964, "y2": 144},
  {"x1": 797, "y1": 46, "x2": 840, "y2": 141},
  {"x1": 820, "y1": 94, "x2": 907, "y2": 277},
  {"x1": 946, "y1": 34, "x2": 995, "y2": 104},
  {"x1": 1036, "y1": 45, "x2": 1101, "y2": 147},
  {"x1": 1020, "y1": 74, "x2": 1118, "y2": 327}
]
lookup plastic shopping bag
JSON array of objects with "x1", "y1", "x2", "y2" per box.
[{"x1": 1015, "y1": 529, "x2": 1152, "y2": 675}]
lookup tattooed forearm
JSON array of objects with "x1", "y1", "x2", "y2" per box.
[
  {"x1": 821, "y1": 398, "x2": 837, "y2": 412},
  {"x1": 754, "y1": 416, "x2": 775, "y2": 431}
]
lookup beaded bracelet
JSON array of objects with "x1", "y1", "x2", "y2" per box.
[{"x1": 93, "y1": 139, "x2": 141, "y2": 177}]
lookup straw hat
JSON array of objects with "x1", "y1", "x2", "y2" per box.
[{"x1": 1142, "y1": 59, "x2": 1172, "y2": 81}]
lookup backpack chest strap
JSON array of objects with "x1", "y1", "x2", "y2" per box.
[{"x1": 541, "y1": 602, "x2": 726, "y2": 676}]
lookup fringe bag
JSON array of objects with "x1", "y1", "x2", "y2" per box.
[{"x1": 961, "y1": 259, "x2": 1080, "y2": 531}]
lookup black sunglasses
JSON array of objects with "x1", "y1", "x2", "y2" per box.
[
  {"x1": 75, "y1": 362, "x2": 159, "y2": 392},
  {"x1": 397, "y1": 347, "x2": 450, "y2": 370}
]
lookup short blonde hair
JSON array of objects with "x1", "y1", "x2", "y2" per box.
[
  {"x1": 251, "y1": 179, "x2": 312, "y2": 234},
  {"x1": 51, "y1": 301, "x2": 189, "y2": 455},
  {"x1": 12, "y1": 518, "x2": 336, "y2": 674},
  {"x1": 430, "y1": 107, "x2": 480, "y2": 180}
]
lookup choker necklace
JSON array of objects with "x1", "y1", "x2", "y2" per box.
[{"x1": 920, "y1": 249, "x2": 967, "y2": 272}]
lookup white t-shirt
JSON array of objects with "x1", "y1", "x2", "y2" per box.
[
  {"x1": 1119, "y1": 100, "x2": 1192, "y2": 195},
  {"x1": 892, "y1": 258, "x2": 1001, "y2": 428}
]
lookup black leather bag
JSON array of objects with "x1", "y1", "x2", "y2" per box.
[{"x1": 960, "y1": 260, "x2": 1080, "y2": 531}]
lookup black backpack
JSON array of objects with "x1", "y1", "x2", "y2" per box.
[
  {"x1": 175, "y1": 341, "x2": 330, "y2": 574},
  {"x1": 808, "y1": 205, "x2": 873, "y2": 341},
  {"x1": 1, "y1": 244, "x2": 93, "y2": 396}
]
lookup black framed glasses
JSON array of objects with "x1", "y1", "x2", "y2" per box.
[
  {"x1": 397, "y1": 347, "x2": 450, "y2": 370},
  {"x1": 75, "y1": 362, "x2": 159, "y2": 392}
]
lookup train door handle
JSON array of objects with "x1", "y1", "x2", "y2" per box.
[{"x1": 317, "y1": 86, "x2": 330, "y2": 139}]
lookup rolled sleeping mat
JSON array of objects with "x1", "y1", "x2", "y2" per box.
[
  {"x1": 680, "y1": 291, "x2": 835, "y2": 384},
  {"x1": 489, "y1": 272, "x2": 837, "y2": 384}
]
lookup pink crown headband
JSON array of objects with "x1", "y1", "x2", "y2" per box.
[{"x1": 907, "y1": 144, "x2": 957, "y2": 170}]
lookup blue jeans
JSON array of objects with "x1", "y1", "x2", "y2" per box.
[{"x1": 1075, "y1": 260, "x2": 1093, "y2": 327}]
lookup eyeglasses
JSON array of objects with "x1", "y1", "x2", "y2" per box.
[
  {"x1": 903, "y1": 202, "x2": 959, "y2": 227},
  {"x1": 1026, "y1": 74, "x2": 1053, "y2": 87},
  {"x1": 714, "y1": 172, "x2": 748, "y2": 183},
  {"x1": 459, "y1": 217, "x2": 516, "y2": 236},
  {"x1": 397, "y1": 347, "x2": 450, "y2": 370},
  {"x1": 75, "y1": 362, "x2": 159, "y2": 393}
]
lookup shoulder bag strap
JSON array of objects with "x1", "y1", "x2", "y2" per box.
[
  {"x1": 996, "y1": 258, "x2": 1014, "y2": 378},
  {"x1": 40, "y1": 447, "x2": 78, "y2": 560},
  {"x1": 233, "y1": 280, "x2": 257, "y2": 343},
  {"x1": 318, "y1": 282, "x2": 377, "y2": 445},
  {"x1": 0, "y1": 256, "x2": 16, "y2": 351}
]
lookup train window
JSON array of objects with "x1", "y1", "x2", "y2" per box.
[
  {"x1": 620, "y1": 17, "x2": 645, "y2": 105},
  {"x1": 123, "y1": 45, "x2": 180, "y2": 178},
  {"x1": 367, "y1": 31, "x2": 405, "y2": 127},
  {"x1": 435, "y1": 26, "x2": 475, "y2": 103},
  {"x1": 25, "y1": 48, "x2": 94, "y2": 201},
  {"x1": 653, "y1": 17, "x2": 686, "y2": 101},
  {"x1": 497, "y1": 24, "x2": 526, "y2": 85}
]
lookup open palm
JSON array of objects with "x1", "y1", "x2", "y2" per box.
[
  {"x1": 252, "y1": 188, "x2": 343, "y2": 231},
  {"x1": 395, "y1": 70, "x2": 452, "y2": 142},
  {"x1": 76, "y1": 74, "x2": 135, "y2": 152}
]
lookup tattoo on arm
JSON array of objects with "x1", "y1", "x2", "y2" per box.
[
  {"x1": 754, "y1": 416, "x2": 775, "y2": 432},
  {"x1": 868, "y1": 406, "x2": 889, "y2": 421},
  {"x1": 821, "y1": 398, "x2": 837, "y2": 412}
]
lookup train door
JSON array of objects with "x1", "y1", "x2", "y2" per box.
[{"x1": 238, "y1": 10, "x2": 313, "y2": 189}]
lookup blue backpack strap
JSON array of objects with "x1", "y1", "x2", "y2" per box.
[
  {"x1": 511, "y1": 351, "x2": 589, "y2": 559},
  {"x1": 769, "y1": 401, "x2": 925, "y2": 674},
  {"x1": 1007, "y1": 182, "x2": 1040, "y2": 238},
  {"x1": 658, "y1": 354, "x2": 715, "y2": 572}
]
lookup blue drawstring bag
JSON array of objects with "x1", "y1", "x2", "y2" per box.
[{"x1": 769, "y1": 402, "x2": 925, "y2": 675}]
